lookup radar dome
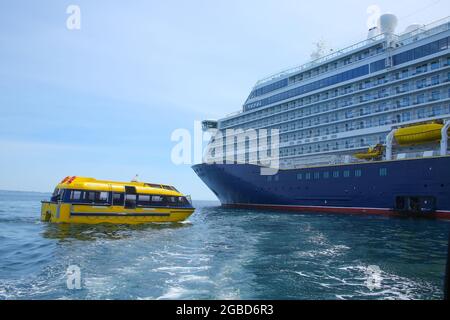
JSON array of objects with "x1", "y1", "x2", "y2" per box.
[
  {"x1": 379, "y1": 13, "x2": 398, "y2": 34},
  {"x1": 404, "y1": 24, "x2": 423, "y2": 34}
]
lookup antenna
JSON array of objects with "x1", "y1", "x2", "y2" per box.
[{"x1": 131, "y1": 174, "x2": 139, "y2": 182}]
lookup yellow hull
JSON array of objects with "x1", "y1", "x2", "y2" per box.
[
  {"x1": 354, "y1": 152, "x2": 382, "y2": 160},
  {"x1": 395, "y1": 123, "x2": 445, "y2": 146},
  {"x1": 41, "y1": 202, "x2": 194, "y2": 225}
]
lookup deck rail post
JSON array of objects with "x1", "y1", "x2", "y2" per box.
[{"x1": 441, "y1": 121, "x2": 450, "y2": 156}]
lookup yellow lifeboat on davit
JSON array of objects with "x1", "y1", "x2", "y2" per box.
[
  {"x1": 354, "y1": 144, "x2": 384, "y2": 160},
  {"x1": 41, "y1": 176, "x2": 195, "y2": 225},
  {"x1": 394, "y1": 123, "x2": 447, "y2": 146}
]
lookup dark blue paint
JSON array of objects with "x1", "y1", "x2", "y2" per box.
[{"x1": 193, "y1": 157, "x2": 450, "y2": 212}]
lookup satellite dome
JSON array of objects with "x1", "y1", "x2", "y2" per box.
[
  {"x1": 379, "y1": 13, "x2": 398, "y2": 34},
  {"x1": 404, "y1": 24, "x2": 423, "y2": 34}
]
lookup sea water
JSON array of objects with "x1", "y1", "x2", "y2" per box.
[{"x1": 0, "y1": 190, "x2": 449, "y2": 300}]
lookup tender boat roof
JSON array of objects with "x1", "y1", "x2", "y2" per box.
[{"x1": 56, "y1": 176, "x2": 183, "y2": 196}]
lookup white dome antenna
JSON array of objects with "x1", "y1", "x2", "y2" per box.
[{"x1": 404, "y1": 23, "x2": 424, "y2": 34}]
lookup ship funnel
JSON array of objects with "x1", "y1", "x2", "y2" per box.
[{"x1": 379, "y1": 13, "x2": 398, "y2": 34}]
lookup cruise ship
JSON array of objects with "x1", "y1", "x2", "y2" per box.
[{"x1": 193, "y1": 14, "x2": 450, "y2": 220}]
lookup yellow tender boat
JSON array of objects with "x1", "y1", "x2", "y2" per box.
[
  {"x1": 394, "y1": 123, "x2": 446, "y2": 146},
  {"x1": 41, "y1": 176, "x2": 195, "y2": 225},
  {"x1": 354, "y1": 144, "x2": 384, "y2": 160}
]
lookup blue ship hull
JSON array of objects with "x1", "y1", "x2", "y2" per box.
[{"x1": 193, "y1": 156, "x2": 450, "y2": 219}]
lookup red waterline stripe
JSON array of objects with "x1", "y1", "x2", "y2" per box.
[{"x1": 224, "y1": 204, "x2": 450, "y2": 220}]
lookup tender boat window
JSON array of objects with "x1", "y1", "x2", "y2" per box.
[
  {"x1": 51, "y1": 188, "x2": 64, "y2": 202},
  {"x1": 146, "y1": 183, "x2": 161, "y2": 189},
  {"x1": 152, "y1": 195, "x2": 164, "y2": 203},
  {"x1": 125, "y1": 194, "x2": 137, "y2": 209},
  {"x1": 178, "y1": 197, "x2": 189, "y2": 205},
  {"x1": 166, "y1": 197, "x2": 176, "y2": 205},
  {"x1": 99, "y1": 192, "x2": 109, "y2": 202},
  {"x1": 70, "y1": 190, "x2": 82, "y2": 201},
  {"x1": 85, "y1": 191, "x2": 109, "y2": 204},
  {"x1": 112, "y1": 193, "x2": 124, "y2": 206},
  {"x1": 86, "y1": 191, "x2": 96, "y2": 202},
  {"x1": 137, "y1": 194, "x2": 151, "y2": 206},
  {"x1": 67, "y1": 190, "x2": 109, "y2": 204}
]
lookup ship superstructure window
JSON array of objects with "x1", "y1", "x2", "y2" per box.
[
  {"x1": 393, "y1": 37, "x2": 449, "y2": 66},
  {"x1": 333, "y1": 171, "x2": 340, "y2": 178},
  {"x1": 297, "y1": 173, "x2": 303, "y2": 180},
  {"x1": 344, "y1": 170, "x2": 350, "y2": 178},
  {"x1": 379, "y1": 168, "x2": 388, "y2": 177},
  {"x1": 431, "y1": 61, "x2": 439, "y2": 70},
  {"x1": 244, "y1": 65, "x2": 370, "y2": 111},
  {"x1": 323, "y1": 172, "x2": 330, "y2": 179},
  {"x1": 243, "y1": 37, "x2": 450, "y2": 113},
  {"x1": 355, "y1": 170, "x2": 362, "y2": 177},
  {"x1": 210, "y1": 22, "x2": 450, "y2": 170},
  {"x1": 431, "y1": 75, "x2": 440, "y2": 85},
  {"x1": 306, "y1": 173, "x2": 311, "y2": 180},
  {"x1": 431, "y1": 91, "x2": 441, "y2": 101}
]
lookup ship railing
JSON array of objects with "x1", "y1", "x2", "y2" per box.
[
  {"x1": 255, "y1": 16, "x2": 450, "y2": 87},
  {"x1": 256, "y1": 34, "x2": 386, "y2": 86},
  {"x1": 282, "y1": 148, "x2": 448, "y2": 170},
  {"x1": 224, "y1": 111, "x2": 243, "y2": 119},
  {"x1": 394, "y1": 16, "x2": 450, "y2": 47}
]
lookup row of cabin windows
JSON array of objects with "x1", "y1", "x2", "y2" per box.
[
  {"x1": 230, "y1": 79, "x2": 450, "y2": 139},
  {"x1": 244, "y1": 37, "x2": 450, "y2": 111},
  {"x1": 62, "y1": 190, "x2": 189, "y2": 207},
  {"x1": 241, "y1": 80, "x2": 450, "y2": 135},
  {"x1": 248, "y1": 45, "x2": 385, "y2": 100},
  {"x1": 217, "y1": 96, "x2": 450, "y2": 159},
  {"x1": 293, "y1": 168, "x2": 386, "y2": 180},
  {"x1": 223, "y1": 55, "x2": 450, "y2": 129},
  {"x1": 244, "y1": 65, "x2": 370, "y2": 111}
]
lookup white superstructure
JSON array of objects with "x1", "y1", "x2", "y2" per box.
[{"x1": 205, "y1": 15, "x2": 450, "y2": 169}]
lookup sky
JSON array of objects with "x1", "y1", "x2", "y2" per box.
[{"x1": 0, "y1": 0, "x2": 449, "y2": 200}]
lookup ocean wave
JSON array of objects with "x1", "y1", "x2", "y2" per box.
[
  {"x1": 154, "y1": 266, "x2": 211, "y2": 276},
  {"x1": 332, "y1": 265, "x2": 440, "y2": 300},
  {"x1": 294, "y1": 245, "x2": 351, "y2": 258},
  {"x1": 157, "y1": 286, "x2": 207, "y2": 300}
]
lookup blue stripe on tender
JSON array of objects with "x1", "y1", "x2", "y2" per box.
[{"x1": 70, "y1": 212, "x2": 171, "y2": 217}]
